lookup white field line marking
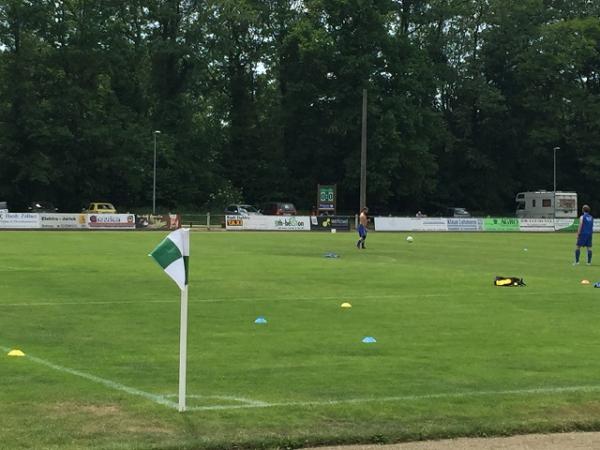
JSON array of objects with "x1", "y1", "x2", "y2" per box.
[
  {"x1": 5, "y1": 344, "x2": 600, "y2": 412},
  {"x1": 162, "y1": 394, "x2": 268, "y2": 406},
  {"x1": 1, "y1": 345, "x2": 178, "y2": 410},
  {"x1": 185, "y1": 384, "x2": 600, "y2": 412},
  {"x1": 0, "y1": 291, "x2": 576, "y2": 307}
]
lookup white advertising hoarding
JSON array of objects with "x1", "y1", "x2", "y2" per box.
[
  {"x1": 0, "y1": 212, "x2": 40, "y2": 229},
  {"x1": 519, "y1": 218, "x2": 555, "y2": 232},
  {"x1": 374, "y1": 217, "x2": 449, "y2": 232},
  {"x1": 446, "y1": 218, "x2": 483, "y2": 231},
  {"x1": 226, "y1": 215, "x2": 311, "y2": 231},
  {"x1": 86, "y1": 214, "x2": 136, "y2": 229},
  {"x1": 40, "y1": 213, "x2": 88, "y2": 229}
]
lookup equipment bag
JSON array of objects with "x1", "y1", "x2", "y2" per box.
[{"x1": 494, "y1": 276, "x2": 526, "y2": 287}]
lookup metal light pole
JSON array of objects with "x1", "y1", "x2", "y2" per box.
[
  {"x1": 553, "y1": 146, "x2": 560, "y2": 219},
  {"x1": 360, "y1": 89, "x2": 367, "y2": 211},
  {"x1": 153, "y1": 130, "x2": 161, "y2": 215}
]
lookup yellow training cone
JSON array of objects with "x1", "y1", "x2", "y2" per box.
[
  {"x1": 341, "y1": 302, "x2": 352, "y2": 308},
  {"x1": 8, "y1": 349, "x2": 25, "y2": 357},
  {"x1": 581, "y1": 279, "x2": 591, "y2": 285}
]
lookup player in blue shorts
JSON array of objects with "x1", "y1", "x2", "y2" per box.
[
  {"x1": 574, "y1": 204, "x2": 593, "y2": 265},
  {"x1": 356, "y1": 207, "x2": 368, "y2": 249}
]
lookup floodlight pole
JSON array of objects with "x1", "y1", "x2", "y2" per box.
[
  {"x1": 153, "y1": 130, "x2": 161, "y2": 215},
  {"x1": 360, "y1": 89, "x2": 367, "y2": 210},
  {"x1": 553, "y1": 146, "x2": 560, "y2": 220}
]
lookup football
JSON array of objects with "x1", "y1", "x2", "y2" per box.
[{"x1": 406, "y1": 236, "x2": 414, "y2": 243}]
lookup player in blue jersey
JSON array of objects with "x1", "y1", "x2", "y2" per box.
[
  {"x1": 574, "y1": 204, "x2": 593, "y2": 265},
  {"x1": 356, "y1": 207, "x2": 368, "y2": 249}
]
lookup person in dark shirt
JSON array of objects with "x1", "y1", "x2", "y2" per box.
[{"x1": 574, "y1": 204, "x2": 594, "y2": 265}]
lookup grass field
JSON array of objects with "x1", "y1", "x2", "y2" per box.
[{"x1": 2, "y1": 230, "x2": 600, "y2": 449}]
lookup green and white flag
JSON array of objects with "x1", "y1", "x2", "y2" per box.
[{"x1": 149, "y1": 228, "x2": 189, "y2": 290}]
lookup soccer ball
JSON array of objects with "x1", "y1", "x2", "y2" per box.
[{"x1": 406, "y1": 236, "x2": 414, "y2": 243}]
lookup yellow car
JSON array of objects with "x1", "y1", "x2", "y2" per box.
[{"x1": 83, "y1": 202, "x2": 117, "y2": 214}]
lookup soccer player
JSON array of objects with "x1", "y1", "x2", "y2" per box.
[
  {"x1": 574, "y1": 204, "x2": 593, "y2": 265},
  {"x1": 356, "y1": 207, "x2": 368, "y2": 249}
]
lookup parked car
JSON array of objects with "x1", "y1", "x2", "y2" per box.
[
  {"x1": 447, "y1": 207, "x2": 471, "y2": 218},
  {"x1": 261, "y1": 202, "x2": 297, "y2": 215},
  {"x1": 83, "y1": 202, "x2": 117, "y2": 214},
  {"x1": 28, "y1": 201, "x2": 58, "y2": 213},
  {"x1": 224, "y1": 204, "x2": 262, "y2": 217}
]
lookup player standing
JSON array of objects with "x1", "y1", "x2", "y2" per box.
[
  {"x1": 574, "y1": 204, "x2": 593, "y2": 265},
  {"x1": 356, "y1": 207, "x2": 368, "y2": 249}
]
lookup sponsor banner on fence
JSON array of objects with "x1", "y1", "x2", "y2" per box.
[
  {"x1": 310, "y1": 216, "x2": 350, "y2": 231},
  {"x1": 225, "y1": 215, "x2": 244, "y2": 229},
  {"x1": 135, "y1": 214, "x2": 181, "y2": 230},
  {"x1": 447, "y1": 218, "x2": 483, "y2": 231},
  {"x1": 518, "y1": 218, "x2": 555, "y2": 232},
  {"x1": 374, "y1": 217, "x2": 448, "y2": 232},
  {"x1": 0, "y1": 212, "x2": 40, "y2": 229},
  {"x1": 482, "y1": 218, "x2": 520, "y2": 232},
  {"x1": 40, "y1": 213, "x2": 87, "y2": 229},
  {"x1": 226, "y1": 215, "x2": 311, "y2": 231},
  {"x1": 517, "y1": 218, "x2": 577, "y2": 232},
  {"x1": 86, "y1": 214, "x2": 136, "y2": 229}
]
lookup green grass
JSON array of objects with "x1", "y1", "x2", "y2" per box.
[{"x1": 2, "y1": 230, "x2": 600, "y2": 449}]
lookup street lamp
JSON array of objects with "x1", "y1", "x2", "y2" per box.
[
  {"x1": 553, "y1": 146, "x2": 560, "y2": 219},
  {"x1": 153, "y1": 130, "x2": 161, "y2": 215}
]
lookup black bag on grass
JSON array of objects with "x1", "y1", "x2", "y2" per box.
[{"x1": 494, "y1": 276, "x2": 526, "y2": 287}]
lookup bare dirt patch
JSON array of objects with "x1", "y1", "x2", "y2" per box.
[{"x1": 45, "y1": 401, "x2": 175, "y2": 436}]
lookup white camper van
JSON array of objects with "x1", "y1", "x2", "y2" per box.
[{"x1": 515, "y1": 191, "x2": 577, "y2": 218}]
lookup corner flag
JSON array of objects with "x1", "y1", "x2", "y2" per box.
[
  {"x1": 149, "y1": 227, "x2": 190, "y2": 412},
  {"x1": 149, "y1": 228, "x2": 189, "y2": 290}
]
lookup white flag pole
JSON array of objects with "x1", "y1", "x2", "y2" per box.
[{"x1": 178, "y1": 284, "x2": 188, "y2": 412}]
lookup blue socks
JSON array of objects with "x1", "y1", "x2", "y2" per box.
[
  {"x1": 575, "y1": 249, "x2": 581, "y2": 263},
  {"x1": 588, "y1": 249, "x2": 592, "y2": 264}
]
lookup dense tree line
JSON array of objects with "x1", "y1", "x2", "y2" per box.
[{"x1": 0, "y1": 0, "x2": 599, "y2": 215}]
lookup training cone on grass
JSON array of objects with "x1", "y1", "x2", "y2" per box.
[
  {"x1": 581, "y1": 279, "x2": 591, "y2": 285},
  {"x1": 254, "y1": 316, "x2": 267, "y2": 324},
  {"x1": 362, "y1": 337, "x2": 377, "y2": 344},
  {"x1": 7, "y1": 349, "x2": 25, "y2": 357},
  {"x1": 341, "y1": 302, "x2": 352, "y2": 308}
]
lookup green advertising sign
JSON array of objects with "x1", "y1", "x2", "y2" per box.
[
  {"x1": 483, "y1": 218, "x2": 520, "y2": 232},
  {"x1": 555, "y1": 219, "x2": 579, "y2": 232}
]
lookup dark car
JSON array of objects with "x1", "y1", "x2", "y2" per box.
[
  {"x1": 261, "y1": 202, "x2": 297, "y2": 216},
  {"x1": 447, "y1": 207, "x2": 471, "y2": 218},
  {"x1": 28, "y1": 201, "x2": 58, "y2": 213},
  {"x1": 224, "y1": 204, "x2": 262, "y2": 217}
]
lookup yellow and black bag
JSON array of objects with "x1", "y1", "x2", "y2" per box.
[{"x1": 494, "y1": 276, "x2": 526, "y2": 287}]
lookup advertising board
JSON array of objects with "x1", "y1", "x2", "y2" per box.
[
  {"x1": 482, "y1": 218, "x2": 520, "y2": 232},
  {"x1": 86, "y1": 214, "x2": 136, "y2": 229},
  {"x1": 0, "y1": 212, "x2": 40, "y2": 229},
  {"x1": 310, "y1": 216, "x2": 350, "y2": 231},
  {"x1": 40, "y1": 213, "x2": 87, "y2": 229},
  {"x1": 135, "y1": 214, "x2": 181, "y2": 230},
  {"x1": 226, "y1": 215, "x2": 311, "y2": 231},
  {"x1": 446, "y1": 218, "x2": 483, "y2": 231},
  {"x1": 518, "y1": 218, "x2": 555, "y2": 232},
  {"x1": 225, "y1": 215, "x2": 244, "y2": 229},
  {"x1": 374, "y1": 217, "x2": 448, "y2": 232}
]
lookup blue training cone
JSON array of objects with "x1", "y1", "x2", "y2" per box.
[
  {"x1": 362, "y1": 336, "x2": 377, "y2": 344},
  {"x1": 254, "y1": 316, "x2": 267, "y2": 324}
]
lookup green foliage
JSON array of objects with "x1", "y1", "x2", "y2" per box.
[{"x1": 1, "y1": 0, "x2": 599, "y2": 213}]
